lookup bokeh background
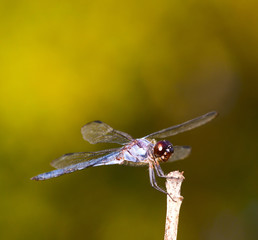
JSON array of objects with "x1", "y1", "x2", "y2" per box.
[{"x1": 0, "y1": 1, "x2": 257, "y2": 240}]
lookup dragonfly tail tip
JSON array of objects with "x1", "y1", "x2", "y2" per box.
[{"x1": 30, "y1": 176, "x2": 39, "y2": 181}]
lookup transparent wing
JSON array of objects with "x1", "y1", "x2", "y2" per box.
[
  {"x1": 167, "y1": 145, "x2": 191, "y2": 162},
  {"x1": 145, "y1": 111, "x2": 217, "y2": 139},
  {"x1": 51, "y1": 148, "x2": 120, "y2": 169},
  {"x1": 81, "y1": 120, "x2": 133, "y2": 144}
]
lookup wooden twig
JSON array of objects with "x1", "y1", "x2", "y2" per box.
[{"x1": 164, "y1": 171, "x2": 184, "y2": 240}]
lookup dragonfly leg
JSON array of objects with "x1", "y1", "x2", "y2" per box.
[
  {"x1": 153, "y1": 161, "x2": 167, "y2": 178},
  {"x1": 154, "y1": 161, "x2": 181, "y2": 181},
  {"x1": 148, "y1": 163, "x2": 175, "y2": 201}
]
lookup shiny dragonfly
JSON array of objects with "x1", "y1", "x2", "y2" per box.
[{"x1": 31, "y1": 111, "x2": 217, "y2": 197}]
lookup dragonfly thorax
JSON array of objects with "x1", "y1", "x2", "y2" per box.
[{"x1": 122, "y1": 138, "x2": 153, "y2": 164}]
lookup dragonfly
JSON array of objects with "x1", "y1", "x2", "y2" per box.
[{"x1": 31, "y1": 111, "x2": 217, "y2": 197}]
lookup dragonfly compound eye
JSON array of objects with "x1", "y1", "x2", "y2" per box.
[{"x1": 153, "y1": 140, "x2": 174, "y2": 162}]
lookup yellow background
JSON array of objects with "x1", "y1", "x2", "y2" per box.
[{"x1": 0, "y1": 1, "x2": 257, "y2": 239}]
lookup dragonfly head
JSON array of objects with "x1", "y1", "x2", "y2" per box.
[{"x1": 153, "y1": 140, "x2": 174, "y2": 162}]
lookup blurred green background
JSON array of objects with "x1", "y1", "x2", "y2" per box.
[{"x1": 0, "y1": 0, "x2": 257, "y2": 240}]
